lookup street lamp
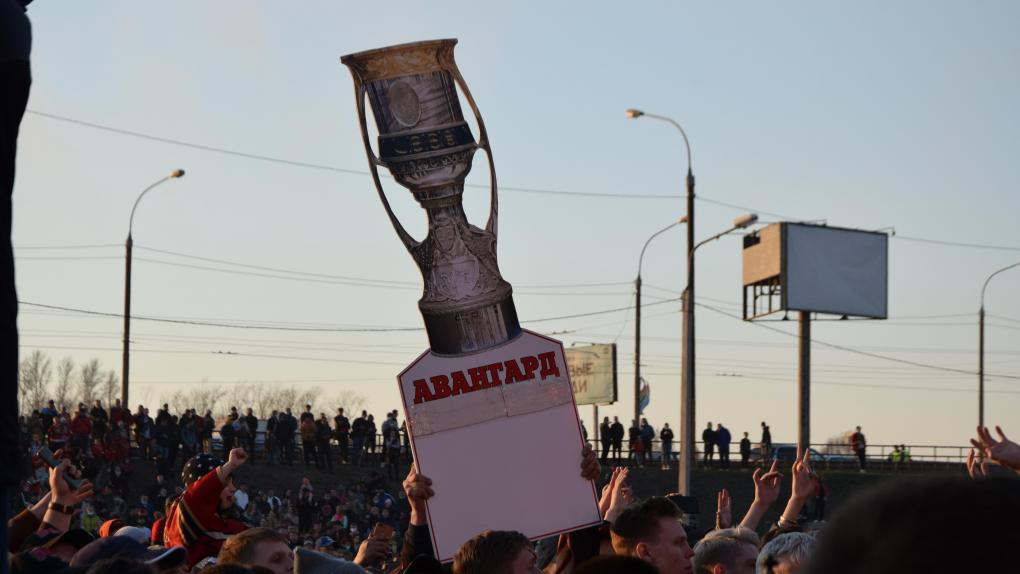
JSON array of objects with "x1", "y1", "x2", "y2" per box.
[
  {"x1": 123, "y1": 169, "x2": 185, "y2": 408},
  {"x1": 626, "y1": 108, "x2": 695, "y2": 493},
  {"x1": 635, "y1": 217, "x2": 688, "y2": 430},
  {"x1": 979, "y1": 261, "x2": 1020, "y2": 427}
]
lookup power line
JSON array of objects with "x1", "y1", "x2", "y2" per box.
[
  {"x1": 695, "y1": 302, "x2": 1020, "y2": 381},
  {"x1": 18, "y1": 297, "x2": 678, "y2": 332},
  {"x1": 25, "y1": 109, "x2": 676, "y2": 200},
  {"x1": 28, "y1": 109, "x2": 1020, "y2": 251}
]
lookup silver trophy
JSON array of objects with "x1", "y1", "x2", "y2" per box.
[{"x1": 341, "y1": 39, "x2": 520, "y2": 355}]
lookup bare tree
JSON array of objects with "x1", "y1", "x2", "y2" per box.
[
  {"x1": 18, "y1": 349, "x2": 52, "y2": 414},
  {"x1": 102, "y1": 370, "x2": 119, "y2": 409},
  {"x1": 55, "y1": 357, "x2": 75, "y2": 410},
  {"x1": 162, "y1": 381, "x2": 223, "y2": 418},
  {"x1": 335, "y1": 389, "x2": 367, "y2": 415},
  {"x1": 78, "y1": 359, "x2": 103, "y2": 408}
]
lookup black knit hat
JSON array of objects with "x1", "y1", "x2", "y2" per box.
[{"x1": 181, "y1": 453, "x2": 222, "y2": 487}]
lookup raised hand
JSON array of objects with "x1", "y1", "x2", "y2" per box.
[
  {"x1": 971, "y1": 426, "x2": 1020, "y2": 473},
  {"x1": 580, "y1": 443, "x2": 600, "y2": 481},
  {"x1": 790, "y1": 449, "x2": 814, "y2": 501},
  {"x1": 598, "y1": 467, "x2": 622, "y2": 518},
  {"x1": 227, "y1": 447, "x2": 249, "y2": 468},
  {"x1": 753, "y1": 460, "x2": 783, "y2": 506},
  {"x1": 403, "y1": 464, "x2": 435, "y2": 526},
  {"x1": 740, "y1": 460, "x2": 783, "y2": 530},
  {"x1": 967, "y1": 448, "x2": 988, "y2": 479},
  {"x1": 715, "y1": 489, "x2": 732, "y2": 529},
  {"x1": 353, "y1": 537, "x2": 390, "y2": 567},
  {"x1": 605, "y1": 467, "x2": 633, "y2": 523}
]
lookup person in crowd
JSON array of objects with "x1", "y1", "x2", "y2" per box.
[
  {"x1": 739, "y1": 432, "x2": 752, "y2": 468},
  {"x1": 716, "y1": 423, "x2": 732, "y2": 469},
  {"x1": 71, "y1": 406, "x2": 93, "y2": 454},
  {"x1": 702, "y1": 422, "x2": 717, "y2": 467},
  {"x1": 365, "y1": 414, "x2": 378, "y2": 463},
  {"x1": 90, "y1": 400, "x2": 109, "y2": 442},
  {"x1": 163, "y1": 448, "x2": 250, "y2": 568},
  {"x1": 314, "y1": 414, "x2": 333, "y2": 472},
  {"x1": 659, "y1": 423, "x2": 674, "y2": 470},
  {"x1": 692, "y1": 527, "x2": 760, "y2": 574},
  {"x1": 760, "y1": 422, "x2": 772, "y2": 465},
  {"x1": 243, "y1": 408, "x2": 258, "y2": 459},
  {"x1": 628, "y1": 420, "x2": 642, "y2": 467},
  {"x1": 850, "y1": 426, "x2": 866, "y2": 472},
  {"x1": 351, "y1": 411, "x2": 367, "y2": 467},
  {"x1": 640, "y1": 418, "x2": 655, "y2": 464},
  {"x1": 265, "y1": 410, "x2": 280, "y2": 466},
  {"x1": 334, "y1": 408, "x2": 351, "y2": 465},
  {"x1": 610, "y1": 497, "x2": 694, "y2": 574},
  {"x1": 274, "y1": 410, "x2": 294, "y2": 467},
  {"x1": 300, "y1": 416, "x2": 317, "y2": 469},
  {"x1": 757, "y1": 532, "x2": 814, "y2": 574},
  {"x1": 610, "y1": 417, "x2": 624, "y2": 463},
  {"x1": 452, "y1": 530, "x2": 539, "y2": 574},
  {"x1": 300, "y1": 404, "x2": 315, "y2": 424},
  {"x1": 599, "y1": 417, "x2": 612, "y2": 464},
  {"x1": 48, "y1": 414, "x2": 70, "y2": 453},
  {"x1": 382, "y1": 411, "x2": 401, "y2": 480}
]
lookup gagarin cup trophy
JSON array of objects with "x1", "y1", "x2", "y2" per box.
[
  {"x1": 341, "y1": 39, "x2": 600, "y2": 562},
  {"x1": 341, "y1": 39, "x2": 519, "y2": 356}
]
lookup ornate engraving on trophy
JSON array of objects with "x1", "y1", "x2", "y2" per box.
[{"x1": 342, "y1": 40, "x2": 521, "y2": 355}]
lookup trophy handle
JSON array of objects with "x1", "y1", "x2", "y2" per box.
[
  {"x1": 353, "y1": 83, "x2": 419, "y2": 250},
  {"x1": 450, "y1": 67, "x2": 499, "y2": 238}
]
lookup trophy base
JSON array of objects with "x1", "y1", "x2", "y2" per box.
[{"x1": 422, "y1": 295, "x2": 521, "y2": 356}]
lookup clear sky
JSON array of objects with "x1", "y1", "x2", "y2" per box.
[{"x1": 13, "y1": 1, "x2": 1020, "y2": 450}]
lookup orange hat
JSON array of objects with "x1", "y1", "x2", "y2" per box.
[{"x1": 98, "y1": 518, "x2": 126, "y2": 538}]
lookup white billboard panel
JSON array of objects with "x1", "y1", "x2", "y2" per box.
[
  {"x1": 784, "y1": 224, "x2": 888, "y2": 318},
  {"x1": 565, "y1": 344, "x2": 617, "y2": 406}
]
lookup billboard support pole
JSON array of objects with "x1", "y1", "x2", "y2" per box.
[
  {"x1": 593, "y1": 405, "x2": 599, "y2": 449},
  {"x1": 798, "y1": 311, "x2": 810, "y2": 453}
]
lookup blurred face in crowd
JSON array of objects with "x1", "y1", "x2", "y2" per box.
[
  {"x1": 249, "y1": 539, "x2": 294, "y2": 574},
  {"x1": 638, "y1": 518, "x2": 694, "y2": 574},
  {"x1": 507, "y1": 546, "x2": 542, "y2": 574},
  {"x1": 219, "y1": 476, "x2": 237, "y2": 511}
]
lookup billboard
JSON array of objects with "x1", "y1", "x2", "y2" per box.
[
  {"x1": 565, "y1": 344, "x2": 617, "y2": 406},
  {"x1": 743, "y1": 223, "x2": 888, "y2": 319}
]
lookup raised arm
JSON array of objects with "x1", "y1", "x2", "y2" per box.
[
  {"x1": 739, "y1": 460, "x2": 782, "y2": 531},
  {"x1": 777, "y1": 449, "x2": 813, "y2": 528}
]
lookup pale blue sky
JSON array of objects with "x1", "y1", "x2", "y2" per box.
[{"x1": 13, "y1": 1, "x2": 1020, "y2": 449}]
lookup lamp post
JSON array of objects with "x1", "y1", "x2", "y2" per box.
[
  {"x1": 626, "y1": 108, "x2": 697, "y2": 493},
  {"x1": 635, "y1": 217, "x2": 688, "y2": 428},
  {"x1": 979, "y1": 261, "x2": 1020, "y2": 428},
  {"x1": 123, "y1": 169, "x2": 185, "y2": 408}
]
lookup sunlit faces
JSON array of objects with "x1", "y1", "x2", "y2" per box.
[
  {"x1": 508, "y1": 547, "x2": 542, "y2": 574},
  {"x1": 639, "y1": 518, "x2": 694, "y2": 574},
  {"x1": 248, "y1": 540, "x2": 294, "y2": 574}
]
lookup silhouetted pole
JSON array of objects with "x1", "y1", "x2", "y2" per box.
[
  {"x1": 979, "y1": 261, "x2": 1020, "y2": 427},
  {"x1": 123, "y1": 170, "x2": 185, "y2": 408}
]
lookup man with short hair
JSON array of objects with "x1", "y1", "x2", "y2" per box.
[
  {"x1": 334, "y1": 407, "x2": 350, "y2": 464},
  {"x1": 452, "y1": 530, "x2": 540, "y2": 574},
  {"x1": 692, "y1": 527, "x2": 759, "y2": 574},
  {"x1": 610, "y1": 417, "x2": 625, "y2": 463},
  {"x1": 716, "y1": 423, "x2": 732, "y2": 469},
  {"x1": 610, "y1": 497, "x2": 694, "y2": 574},
  {"x1": 702, "y1": 422, "x2": 717, "y2": 467},
  {"x1": 218, "y1": 526, "x2": 294, "y2": 574},
  {"x1": 756, "y1": 532, "x2": 814, "y2": 574}
]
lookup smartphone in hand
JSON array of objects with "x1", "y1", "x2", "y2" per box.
[
  {"x1": 37, "y1": 446, "x2": 83, "y2": 490},
  {"x1": 371, "y1": 523, "x2": 395, "y2": 541}
]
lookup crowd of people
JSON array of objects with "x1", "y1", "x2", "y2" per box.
[{"x1": 8, "y1": 391, "x2": 1020, "y2": 573}]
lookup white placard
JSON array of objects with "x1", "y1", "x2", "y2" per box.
[{"x1": 398, "y1": 330, "x2": 602, "y2": 563}]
